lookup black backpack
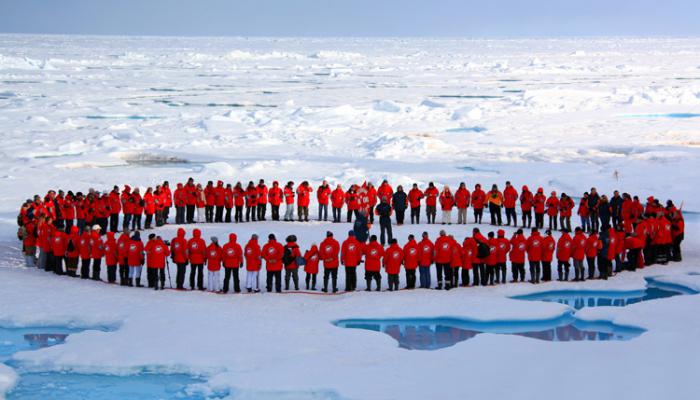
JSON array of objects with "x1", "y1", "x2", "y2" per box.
[
  {"x1": 282, "y1": 246, "x2": 295, "y2": 266},
  {"x1": 477, "y1": 242, "x2": 490, "y2": 258}
]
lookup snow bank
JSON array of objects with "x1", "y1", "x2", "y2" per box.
[
  {"x1": 451, "y1": 106, "x2": 483, "y2": 120},
  {"x1": 0, "y1": 364, "x2": 18, "y2": 400}
]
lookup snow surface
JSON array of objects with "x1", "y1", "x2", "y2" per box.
[{"x1": 1, "y1": 35, "x2": 700, "y2": 399}]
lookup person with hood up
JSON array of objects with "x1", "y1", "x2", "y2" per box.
[
  {"x1": 244, "y1": 234, "x2": 262, "y2": 293},
  {"x1": 245, "y1": 181, "x2": 258, "y2": 222},
  {"x1": 170, "y1": 228, "x2": 189, "y2": 290},
  {"x1": 296, "y1": 181, "x2": 313, "y2": 222},
  {"x1": 145, "y1": 233, "x2": 170, "y2": 290},
  {"x1": 353, "y1": 211, "x2": 370, "y2": 243},
  {"x1": 117, "y1": 229, "x2": 130, "y2": 285},
  {"x1": 234, "y1": 182, "x2": 245, "y2": 223},
  {"x1": 541, "y1": 229, "x2": 556, "y2": 281},
  {"x1": 89, "y1": 225, "x2": 104, "y2": 280},
  {"x1": 127, "y1": 231, "x2": 144, "y2": 287},
  {"x1": 268, "y1": 181, "x2": 283, "y2": 221},
  {"x1": 384, "y1": 239, "x2": 403, "y2": 291},
  {"x1": 330, "y1": 184, "x2": 345, "y2": 223},
  {"x1": 461, "y1": 235, "x2": 476, "y2": 286},
  {"x1": 471, "y1": 184, "x2": 486, "y2": 224},
  {"x1": 108, "y1": 186, "x2": 121, "y2": 232},
  {"x1": 546, "y1": 191, "x2": 559, "y2": 231},
  {"x1": 533, "y1": 188, "x2": 546, "y2": 229},
  {"x1": 319, "y1": 231, "x2": 340, "y2": 293},
  {"x1": 439, "y1": 185, "x2": 455, "y2": 225},
  {"x1": 65, "y1": 225, "x2": 81, "y2": 277},
  {"x1": 558, "y1": 194, "x2": 574, "y2": 233},
  {"x1": 187, "y1": 228, "x2": 206, "y2": 290},
  {"x1": 578, "y1": 193, "x2": 591, "y2": 233},
  {"x1": 283, "y1": 235, "x2": 302, "y2": 291},
  {"x1": 341, "y1": 230, "x2": 363, "y2": 292},
  {"x1": 434, "y1": 230, "x2": 453, "y2": 290},
  {"x1": 104, "y1": 232, "x2": 118, "y2": 283},
  {"x1": 206, "y1": 237, "x2": 223, "y2": 292},
  {"x1": 417, "y1": 232, "x2": 434, "y2": 289},
  {"x1": 130, "y1": 188, "x2": 143, "y2": 231},
  {"x1": 503, "y1": 181, "x2": 518, "y2": 226},
  {"x1": 495, "y1": 229, "x2": 510, "y2": 284},
  {"x1": 520, "y1": 185, "x2": 533, "y2": 228},
  {"x1": 222, "y1": 233, "x2": 243, "y2": 293},
  {"x1": 121, "y1": 185, "x2": 133, "y2": 231},
  {"x1": 144, "y1": 187, "x2": 156, "y2": 229},
  {"x1": 79, "y1": 226, "x2": 92, "y2": 279},
  {"x1": 262, "y1": 234, "x2": 284, "y2": 293},
  {"x1": 257, "y1": 179, "x2": 268, "y2": 221},
  {"x1": 224, "y1": 183, "x2": 234, "y2": 223},
  {"x1": 509, "y1": 229, "x2": 527, "y2": 282},
  {"x1": 585, "y1": 229, "x2": 601, "y2": 279},
  {"x1": 454, "y1": 182, "x2": 470, "y2": 225},
  {"x1": 214, "y1": 180, "x2": 225, "y2": 223},
  {"x1": 345, "y1": 185, "x2": 359, "y2": 223},
  {"x1": 283, "y1": 181, "x2": 295, "y2": 221},
  {"x1": 317, "y1": 180, "x2": 331, "y2": 222},
  {"x1": 304, "y1": 244, "x2": 320, "y2": 290}
]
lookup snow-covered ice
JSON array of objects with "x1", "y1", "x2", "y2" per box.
[{"x1": 1, "y1": 34, "x2": 700, "y2": 399}]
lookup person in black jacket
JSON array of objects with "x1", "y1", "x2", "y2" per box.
[
  {"x1": 392, "y1": 186, "x2": 408, "y2": 225},
  {"x1": 375, "y1": 198, "x2": 393, "y2": 246},
  {"x1": 587, "y1": 187, "x2": 601, "y2": 232},
  {"x1": 353, "y1": 211, "x2": 370, "y2": 243},
  {"x1": 609, "y1": 190, "x2": 623, "y2": 228}
]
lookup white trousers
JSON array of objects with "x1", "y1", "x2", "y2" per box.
[
  {"x1": 246, "y1": 270, "x2": 259, "y2": 290},
  {"x1": 208, "y1": 270, "x2": 220, "y2": 292},
  {"x1": 197, "y1": 207, "x2": 205, "y2": 223},
  {"x1": 442, "y1": 210, "x2": 452, "y2": 224}
]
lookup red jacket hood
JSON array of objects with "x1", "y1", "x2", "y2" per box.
[
  {"x1": 193, "y1": 229, "x2": 201, "y2": 238},
  {"x1": 177, "y1": 228, "x2": 185, "y2": 238},
  {"x1": 229, "y1": 233, "x2": 237, "y2": 243}
]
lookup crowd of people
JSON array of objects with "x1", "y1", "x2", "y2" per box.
[{"x1": 16, "y1": 177, "x2": 686, "y2": 293}]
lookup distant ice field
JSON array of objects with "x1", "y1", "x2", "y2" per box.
[{"x1": 1, "y1": 35, "x2": 699, "y2": 222}]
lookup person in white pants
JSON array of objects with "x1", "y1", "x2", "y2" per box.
[
  {"x1": 208, "y1": 270, "x2": 220, "y2": 292},
  {"x1": 246, "y1": 270, "x2": 259, "y2": 292},
  {"x1": 196, "y1": 184, "x2": 206, "y2": 223}
]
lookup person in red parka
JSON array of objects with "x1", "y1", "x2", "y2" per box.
[
  {"x1": 117, "y1": 229, "x2": 130, "y2": 285},
  {"x1": 403, "y1": 234, "x2": 420, "y2": 289},
  {"x1": 471, "y1": 184, "x2": 486, "y2": 224},
  {"x1": 484, "y1": 232, "x2": 498, "y2": 285},
  {"x1": 519, "y1": 185, "x2": 533, "y2": 228},
  {"x1": 526, "y1": 228, "x2": 543, "y2": 284},
  {"x1": 170, "y1": 228, "x2": 189, "y2": 290},
  {"x1": 546, "y1": 191, "x2": 559, "y2": 231},
  {"x1": 89, "y1": 226, "x2": 104, "y2": 280},
  {"x1": 317, "y1": 180, "x2": 332, "y2": 222},
  {"x1": 330, "y1": 184, "x2": 345, "y2": 223},
  {"x1": 79, "y1": 226, "x2": 92, "y2": 279},
  {"x1": 533, "y1": 188, "x2": 546, "y2": 229},
  {"x1": 434, "y1": 230, "x2": 453, "y2": 290},
  {"x1": 257, "y1": 179, "x2": 268, "y2": 221},
  {"x1": 439, "y1": 185, "x2": 455, "y2": 225},
  {"x1": 449, "y1": 236, "x2": 462, "y2": 288},
  {"x1": 205, "y1": 237, "x2": 223, "y2": 292},
  {"x1": 262, "y1": 233, "x2": 284, "y2": 293},
  {"x1": 495, "y1": 229, "x2": 510, "y2": 284},
  {"x1": 162, "y1": 181, "x2": 173, "y2": 224},
  {"x1": 503, "y1": 181, "x2": 519, "y2": 227},
  {"x1": 234, "y1": 182, "x2": 246, "y2": 223},
  {"x1": 108, "y1": 186, "x2": 121, "y2": 233},
  {"x1": 268, "y1": 181, "x2": 283, "y2": 221},
  {"x1": 363, "y1": 234, "x2": 384, "y2": 291},
  {"x1": 509, "y1": 229, "x2": 527, "y2": 282},
  {"x1": 319, "y1": 231, "x2": 340, "y2": 292},
  {"x1": 223, "y1": 183, "x2": 234, "y2": 223},
  {"x1": 654, "y1": 213, "x2": 673, "y2": 264},
  {"x1": 341, "y1": 230, "x2": 363, "y2": 291},
  {"x1": 144, "y1": 187, "x2": 156, "y2": 229},
  {"x1": 571, "y1": 227, "x2": 587, "y2": 281},
  {"x1": 50, "y1": 228, "x2": 68, "y2": 275},
  {"x1": 103, "y1": 232, "x2": 118, "y2": 283},
  {"x1": 282, "y1": 235, "x2": 302, "y2": 291},
  {"x1": 454, "y1": 182, "x2": 470, "y2": 225},
  {"x1": 283, "y1": 181, "x2": 295, "y2": 222},
  {"x1": 174, "y1": 183, "x2": 187, "y2": 225},
  {"x1": 244, "y1": 234, "x2": 262, "y2": 292},
  {"x1": 187, "y1": 228, "x2": 206, "y2": 290},
  {"x1": 304, "y1": 244, "x2": 320, "y2": 290},
  {"x1": 424, "y1": 182, "x2": 439, "y2": 224},
  {"x1": 65, "y1": 225, "x2": 81, "y2": 277},
  {"x1": 127, "y1": 231, "x2": 144, "y2": 287},
  {"x1": 556, "y1": 230, "x2": 573, "y2": 281},
  {"x1": 245, "y1": 181, "x2": 258, "y2": 222},
  {"x1": 472, "y1": 228, "x2": 488, "y2": 286},
  {"x1": 408, "y1": 183, "x2": 424, "y2": 224},
  {"x1": 558, "y1": 193, "x2": 575, "y2": 232},
  {"x1": 417, "y1": 231, "x2": 434, "y2": 288},
  {"x1": 145, "y1": 233, "x2": 170, "y2": 290},
  {"x1": 384, "y1": 239, "x2": 403, "y2": 291},
  {"x1": 214, "y1": 180, "x2": 225, "y2": 223},
  {"x1": 345, "y1": 185, "x2": 359, "y2": 223},
  {"x1": 222, "y1": 233, "x2": 243, "y2": 293},
  {"x1": 541, "y1": 229, "x2": 556, "y2": 281},
  {"x1": 296, "y1": 181, "x2": 313, "y2": 222},
  {"x1": 461, "y1": 235, "x2": 476, "y2": 286},
  {"x1": 585, "y1": 230, "x2": 601, "y2": 279}
]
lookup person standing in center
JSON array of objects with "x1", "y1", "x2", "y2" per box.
[
  {"x1": 363, "y1": 235, "x2": 384, "y2": 291},
  {"x1": 170, "y1": 228, "x2": 188, "y2": 290},
  {"x1": 296, "y1": 181, "x2": 313, "y2": 222},
  {"x1": 434, "y1": 230, "x2": 453, "y2": 290},
  {"x1": 417, "y1": 232, "x2": 434, "y2": 289},
  {"x1": 439, "y1": 185, "x2": 454, "y2": 225},
  {"x1": 503, "y1": 181, "x2": 518, "y2": 226},
  {"x1": 375, "y1": 197, "x2": 393, "y2": 246},
  {"x1": 317, "y1": 180, "x2": 331, "y2": 222},
  {"x1": 424, "y1": 182, "x2": 438, "y2": 224},
  {"x1": 268, "y1": 181, "x2": 283, "y2": 221},
  {"x1": 391, "y1": 185, "x2": 407, "y2": 225},
  {"x1": 408, "y1": 183, "x2": 424, "y2": 224},
  {"x1": 205, "y1": 237, "x2": 223, "y2": 292},
  {"x1": 487, "y1": 184, "x2": 504, "y2": 226},
  {"x1": 244, "y1": 234, "x2": 262, "y2": 293},
  {"x1": 222, "y1": 233, "x2": 243, "y2": 293},
  {"x1": 455, "y1": 182, "x2": 470, "y2": 225},
  {"x1": 384, "y1": 239, "x2": 403, "y2": 291}
]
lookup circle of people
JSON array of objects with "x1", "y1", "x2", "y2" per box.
[{"x1": 17, "y1": 178, "x2": 685, "y2": 293}]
